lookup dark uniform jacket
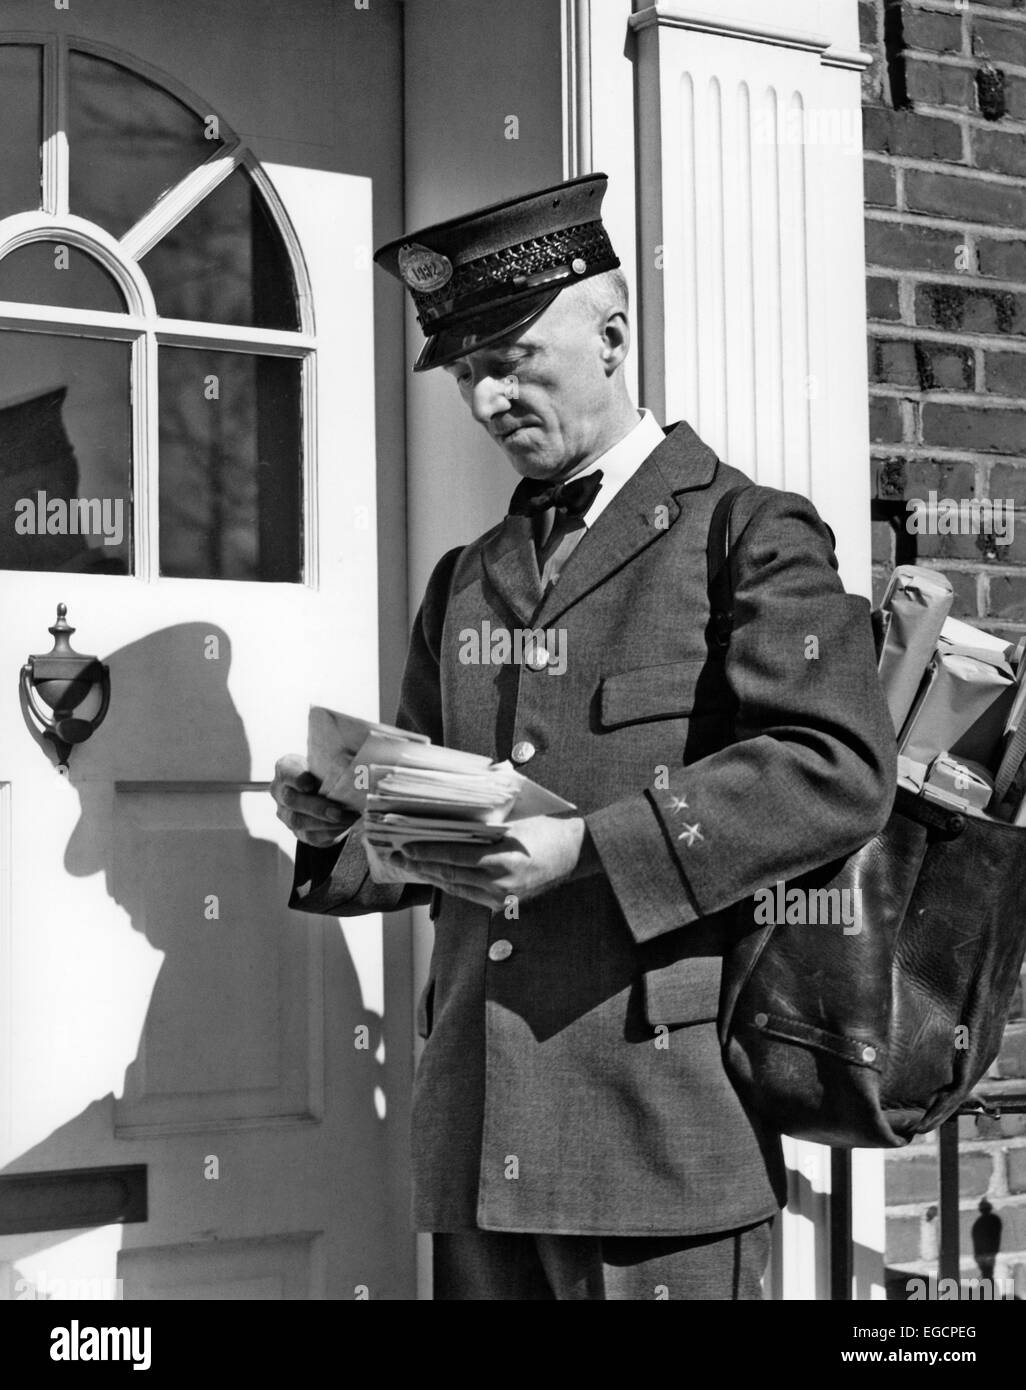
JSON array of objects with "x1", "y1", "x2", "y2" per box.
[{"x1": 290, "y1": 421, "x2": 896, "y2": 1236}]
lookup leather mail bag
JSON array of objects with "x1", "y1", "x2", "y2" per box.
[{"x1": 709, "y1": 488, "x2": 1026, "y2": 1147}]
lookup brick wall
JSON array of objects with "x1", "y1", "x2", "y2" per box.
[{"x1": 860, "y1": 0, "x2": 1026, "y2": 1298}]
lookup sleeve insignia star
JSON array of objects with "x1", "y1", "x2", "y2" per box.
[
  {"x1": 677, "y1": 822, "x2": 704, "y2": 848},
  {"x1": 666, "y1": 794, "x2": 690, "y2": 815}
]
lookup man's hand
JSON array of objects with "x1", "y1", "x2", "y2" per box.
[
  {"x1": 393, "y1": 814, "x2": 601, "y2": 912},
  {"x1": 271, "y1": 754, "x2": 357, "y2": 848}
]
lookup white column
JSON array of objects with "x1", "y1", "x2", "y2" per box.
[
  {"x1": 774, "y1": 1139, "x2": 833, "y2": 1300},
  {"x1": 630, "y1": 0, "x2": 874, "y2": 595},
  {"x1": 852, "y1": 1146, "x2": 888, "y2": 1300}
]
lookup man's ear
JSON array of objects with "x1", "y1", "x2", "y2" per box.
[{"x1": 600, "y1": 310, "x2": 630, "y2": 375}]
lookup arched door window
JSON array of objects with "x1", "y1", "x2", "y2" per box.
[{"x1": 0, "y1": 39, "x2": 310, "y2": 581}]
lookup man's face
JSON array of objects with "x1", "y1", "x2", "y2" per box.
[{"x1": 442, "y1": 288, "x2": 622, "y2": 481}]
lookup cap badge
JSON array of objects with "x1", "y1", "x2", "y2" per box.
[
  {"x1": 571, "y1": 257, "x2": 587, "y2": 274},
  {"x1": 398, "y1": 243, "x2": 453, "y2": 292}
]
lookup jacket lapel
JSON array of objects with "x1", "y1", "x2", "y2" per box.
[
  {"x1": 480, "y1": 511, "x2": 545, "y2": 627},
  {"x1": 531, "y1": 420, "x2": 720, "y2": 627}
]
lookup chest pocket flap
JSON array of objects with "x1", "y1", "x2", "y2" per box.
[{"x1": 600, "y1": 659, "x2": 711, "y2": 730}]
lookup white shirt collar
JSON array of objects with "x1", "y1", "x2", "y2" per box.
[{"x1": 572, "y1": 408, "x2": 666, "y2": 526}]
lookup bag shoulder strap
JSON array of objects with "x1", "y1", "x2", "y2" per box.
[
  {"x1": 706, "y1": 486, "x2": 838, "y2": 652},
  {"x1": 706, "y1": 486, "x2": 754, "y2": 653}
]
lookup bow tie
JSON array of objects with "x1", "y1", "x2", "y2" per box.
[{"x1": 508, "y1": 468, "x2": 604, "y2": 518}]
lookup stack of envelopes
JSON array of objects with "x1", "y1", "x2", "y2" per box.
[{"x1": 307, "y1": 707, "x2": 575, "y2": 882}]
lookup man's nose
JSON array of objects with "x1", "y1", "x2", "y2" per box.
[{"x1": 470, "y1": 374, "x2": 517, "y2": 425}]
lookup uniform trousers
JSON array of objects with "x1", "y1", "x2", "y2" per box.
[{"x1": 432, "y1": 1219, "x2": 773, "y2": 1301}]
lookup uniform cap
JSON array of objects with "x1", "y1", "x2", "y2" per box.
[{"x1": 374, "y1": 173, "x2": 619, "y2": 371}]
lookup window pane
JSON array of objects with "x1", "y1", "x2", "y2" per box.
[
  {"x1": 0, "y1": 243, "x2": 126, "y2": 313},
  {"x1": 0, "y1": 334, "x2": 132, "y2": 574},
  {"x1": 0, "y1": 46, "x2": 43, "y2": 218},
  {"x1": 159, "y1": 348, "x2": 302, "y2": 582},
  {"x1": 69, "y1": 51, "x2": 225, "y2": 238},
  {"x1": 142, "y1": 169, "x2": 299, "y2": 330}
]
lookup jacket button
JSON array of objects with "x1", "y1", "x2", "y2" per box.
[
  {"x1": 511, "y1": 741, "x2": 536, "y2": 764},
  {"x1": 488, "y1": 939, "x2": 514, "y2": 962},
  {"x1": 527, "y1": 647, "x2": 549, "y2": 670}
]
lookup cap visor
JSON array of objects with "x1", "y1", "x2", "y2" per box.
[{"x1": 413, "y1": 288, "x2": 562, "y2": 372}]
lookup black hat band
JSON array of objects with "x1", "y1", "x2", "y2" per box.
[{"x1": 412, "y1": 221, "x2": 618, "y2": 329}]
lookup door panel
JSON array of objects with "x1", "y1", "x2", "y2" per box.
[
  {"x1": 119, "y1": 1234, "x2": 323, "y2": 1301},
  {"x1": 111, "y1": 789, "x2": 319, "y2": 1131}
]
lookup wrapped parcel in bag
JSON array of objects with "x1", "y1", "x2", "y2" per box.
[
  {"x1": 877, "y1": 565, "x2": 953, "y2": 735},
  {"x1": 899, "y1": 644, "x2": 1016, "y2": 771},
  {"x1": 923, "y1": 752, "x2": 994, "y2": 811}
]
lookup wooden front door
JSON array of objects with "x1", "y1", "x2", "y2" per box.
[{"x1": 0, "y1": 0, "x2": 410, "y2": 1300}]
